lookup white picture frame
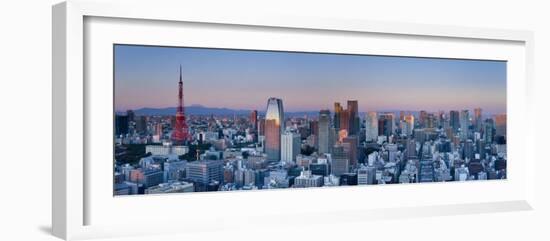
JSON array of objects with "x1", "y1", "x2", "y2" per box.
[{"x1": 52, "y1": 0, "x2": 535, "y2": 240}]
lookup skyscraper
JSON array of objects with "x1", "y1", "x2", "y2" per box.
[
  {"x1": 126, "y1": 109, "x2": 135, "y2": 123},
  {"x1": 136, "y1": 116, "x2": 147, "y2": 134},
  {"x1": 171, "y1": 65, "x2": 191, "y2": 144},
  {"x1": 154, "y1": 122, "x2": 163, "y2": 142},
  {"x1": 463, "y1": 139, "x2": 474, "y2": 160},
  {"x1": 450, "y1": 110, "x2": 460, "y2": 132},
  {"x1": 281, "y1": 131, "x2": 301, "y2": 163},
  {"x1": 425, "y1": 113, "x2": 436, "y2": 128},
  {"x1": 403, "y1": 114, "x2": 415, "y2": 137},
  {"x1": 115, "y1": 114, "x2": 129, "y2": 136},
  {"x1": 484, "y1": 119, "x2": 495, "y2": 143},
  {"x1": 339, "y1": 108, "x2": 350, "y2": 132},
  {"x1": 258, "y1": 117, "x2": 265, "y2": 136},
  {"x1": 406, "y1": 138, "x2": 417, "y2": 159},
  {"x1": 378, "y1": 113, "x2": 394, "y2": 137},
  {"x1": 365, "y1": 111, "x2": 378, "y2": 142},
  {"x1": 250, "y1": 110, "x2": 258, "y2": 130},
  {"x1": 419, "y1": 110, "x2": 428, "y2": 128},
  {"x1": 347, "y1": 100, "x2": 359, "y2": 135},
  {"x1": 460, "y1": 110, "x2": 470, "y2": 140},
  {"x1": 265, "y1": 98, "x2": 284, "y2": 161},
  {"x1": 318, "y1": 109, "x2": 332, "y2": 154},
  {"x1": 331, "y1": 144, "x2": 349, "y2": 176},
  {"x1": 342, "y1": 136, "x2": 358, "y2": 167},
  {"x1": 334, "y1": 102, "x2": 343, "y2": 130},
  {"x1": 495, "y1": 114, "x2": 507, "y2": 139},
  {"x1": 474, "y1": 108, "x2": 482, "y2": 132}
]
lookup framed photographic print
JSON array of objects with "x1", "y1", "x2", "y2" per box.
[{"x1": 52, "y1": 0, "x2": 535, "y2": 240}]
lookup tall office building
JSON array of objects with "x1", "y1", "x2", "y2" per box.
[
  {"x1": 258, "y1": 117, "x2": 265, "y2": 136},
  {"x1": 378, "y1": 113, "x2": 395, "y2": 137},
  {"x1": 334, "y1": 102, "x2": 343, "y2": 130},
  {"x1": 365, "y1": 111, "x2": 378, "y2": 142},
  {"x1": 419, "y1": 110, "x2": 428, "y2": 128},
  {"x1": 265, "y1": 98, "x2": 284, "y2": 161},
  {"x1": 430, "y1": 113, "x2": 438, "y2": 128},
  {"x1": 403, "y1": 114, "x2": 415, "y2": 137},
  {"x1": 153, "y1": 123, "x2": 163, "y2": 140},
  {"x1": 126, "y1": 109, "x2": 135, "y2": 123},
  {"x1": 342, "y1": 136, "x2": 358, "y2": 167},
  {"x1": 250, "y1": 110, "x2": 258, "y2": 130},
  {"x1": 460, "y1": 110, "x2": 470, "y2": 140},
  {"x1": 115, "y1": 114, "x2": 129, "y2": 136},
  {"x1": 438, "y1": 111, "x2": 446, "y2": 128},
  {"x1": 309, "y1": 120, "x2": 319, "y2": 137},
  {"x1": 136, "y1": 116, "x2": 147, "y2": 134},
  {"x1": 474, "y1": 108, "x2": 482, "y2": 132},
  {"x1": 463, "y1": 139, "x2": 475, "y2": 160},
  {"x1": 450, "y1": 110, "x2": 460, "y2": 132},
  {"x1": 495, "y1": 114, "x2": 507, "y2": 139},
  {"x1": 339, "y1": 109, "x2": 350, "y2": 132},
  {"x1": 318, "y1": 109, "x2": 332, "y2": 154},
  {"x1": 281, "y1": 131, "x2": 301, "y2": 163},
  {"x1": 331, "y1": 144, "x2": 349, "y2": 176},
  {"x1": 484, "y1": 119, "x2": 495, "y2": 143},
  {"x1": 347, "y1": 100, "x2": 359, "y2": 135},
  {"x1": 406, "y1": 138, "x2": 417, "y2": 159}
]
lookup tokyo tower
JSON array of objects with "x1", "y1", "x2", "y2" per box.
[{"x1": 171, "y1": 65, "x2": 191, "y2": 144}]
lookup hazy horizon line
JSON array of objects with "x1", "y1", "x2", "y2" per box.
[{"x1": 116, "y1": 104, "x2": 507, "y2": 115}]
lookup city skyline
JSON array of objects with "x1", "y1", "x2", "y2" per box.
[
  {"x1": 114, "y1": 45, "x2": 507, "y2": 114},
  {"x1": 114, "y1": 44, "x2": 507, "y2": 196}
]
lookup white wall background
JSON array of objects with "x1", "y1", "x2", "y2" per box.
[{"x1": 0, "y1": 0, "x2": 548, "y2": 240}]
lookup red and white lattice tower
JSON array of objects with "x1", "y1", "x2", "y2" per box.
[{"x1": 171, "y1": 65, "x2": 191, "y2": 143}]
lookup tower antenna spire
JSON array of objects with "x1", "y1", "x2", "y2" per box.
[
  {"x1": 179, "y1": 64, "x2": 182, "y2": 83},
  {"x1": 172, "y1": 65, "x2": 190, "y2": 144}
]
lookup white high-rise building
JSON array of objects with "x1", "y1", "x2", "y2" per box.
[
  {"x1": 403, "y1": 114, "x2": 414, "y2": 136},
  {"x1": 281, "y1": 131, "x2": 301, "y2": 163},
  {"x1": 365, "y1": 112, "x2": 378, "y2": 142}
]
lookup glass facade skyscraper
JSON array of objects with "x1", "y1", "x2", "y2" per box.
[
  {"x1": 265, "y1": 98, "x2": 284, "y2": 161},
  {"x1": 318, "y1": 109, "x2": 331, "y2": 154}
]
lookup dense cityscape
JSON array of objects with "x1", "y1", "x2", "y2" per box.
[{"x1": 113, "y1": 66, "x2": 507, "y2": 196}]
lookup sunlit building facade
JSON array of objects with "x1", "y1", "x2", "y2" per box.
[
  {"x1": 365, "y1": 111, "x2": 378, "y2": 142},
  {"x1": 265, "y1": 98, "x2": 284, "y2": 161}
]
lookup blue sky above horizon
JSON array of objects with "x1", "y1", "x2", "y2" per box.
[{"x1": 114, "y1": 44, "x2": 506, "y2": 114}]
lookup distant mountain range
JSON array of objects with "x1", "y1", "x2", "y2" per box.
[
  {"x1": 132, "y1": 105, "x2": 250, "y2": 116},
  {"x1": 125, "y1": 105, "x2": 422, "y2": 118},
  {"x1": 120, "y1": 106, "x2": 498, "y2": 118},
  {"x1": 128, "y1": 105, "x2": 323, "y2": 117}
]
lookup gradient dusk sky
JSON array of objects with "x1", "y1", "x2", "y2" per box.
[{"x1": 114, "y1": 44, "x2": 507, "y2": 114}]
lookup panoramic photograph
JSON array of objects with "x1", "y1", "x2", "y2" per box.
[{"x1": 113, "y1": 44, "x2": 507, "y2": 196}]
